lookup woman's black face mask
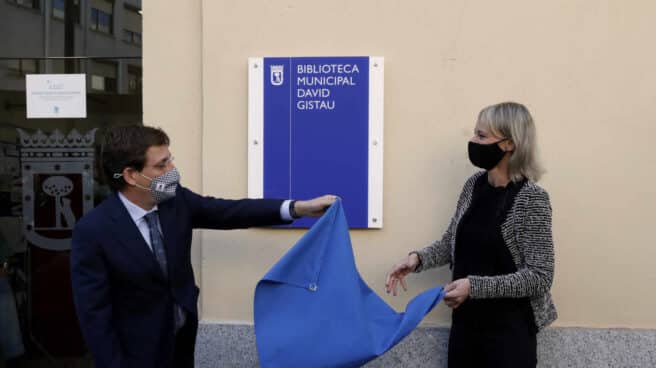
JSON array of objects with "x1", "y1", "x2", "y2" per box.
[{"x1": 467, "y1": 139, "x2": 508, "y2": 170}]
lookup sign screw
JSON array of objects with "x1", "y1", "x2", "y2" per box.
[
  {"x1": 254, "y1": 63, "x2": 259, "y2": 69},
  {"x1": 253, "y1": 139, "x2": 259, "y2": 145},
  {"x1": 372, "y1": 218, "x2": 378, "y2": 223}
]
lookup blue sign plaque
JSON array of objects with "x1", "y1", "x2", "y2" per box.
[{"x1": 248, "y1": 56, "x2": 384, "y2": 228}]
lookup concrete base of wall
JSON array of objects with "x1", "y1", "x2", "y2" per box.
[{"x1": 194, "y1": 322, "x2": 656, "y2": 367}]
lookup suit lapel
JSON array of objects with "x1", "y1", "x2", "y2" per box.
[{"x1": 106, "y1": 193, "x2": 167, "y2": 282}]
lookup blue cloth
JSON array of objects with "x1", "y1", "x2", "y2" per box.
[{"x1": 255, "y1": 199, "x2": 445, "y2": 367}]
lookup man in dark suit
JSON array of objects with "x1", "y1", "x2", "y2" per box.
[{"x1": 70, "y1": 125, "x2": 334, "y2": 368}]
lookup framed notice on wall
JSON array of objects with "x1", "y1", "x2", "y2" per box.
[
  {"x1": 248, "y1": 56, "x2": 384, "y2": 229},
  {"x1": 25, "y1": 74, "x2": 87, "y2": 119}
]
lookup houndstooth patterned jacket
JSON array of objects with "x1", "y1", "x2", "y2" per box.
[{"x1": 414, "y1": 171, "x2": 557, "y2": 331}]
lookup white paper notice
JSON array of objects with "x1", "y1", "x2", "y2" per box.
[{"x1": 26, "y1": 74, "x2": 87, "y2": 118}]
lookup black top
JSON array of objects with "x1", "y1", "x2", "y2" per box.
[{"x1": 452, "y1": 173, "x2": 535, "y2": 331}]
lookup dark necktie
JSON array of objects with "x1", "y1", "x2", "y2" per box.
[
  {"x1": 144, "y1": 211, "x2": 168, "y2": 278},
  {"x1": 143, "y1": 211, "x2": 186, "y2": 331}
]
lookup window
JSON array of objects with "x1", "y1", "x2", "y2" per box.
[
  {"x1": 90, "y1": 75, "x2": 105, "y2": 90},
  {"x1": 50, "y1": 59, "x2": 81, "y2": 74},
  {"x1": 122, "y1": 5, "x2": 142, "y2": 45},
  {"x1": 9, "y1": 0, "x2": 39, "y2": 10},
  {"x1": 91, "y1": 74, "x2": 117, "y2": 92},
  {"x1": 52, "y1": 0, "x2": 80, "y2": 23},
  {"x1": 123, "y1": 30, "x2": 141, "y2": 45},
  {"x1": 7, "y1": 59, "x2": 39, "y2": 76},
  {"x1": 90, "y1": 1, "x2": 114, "y2": 34},
  {"x1": 90, "y1": 61, "x2": 117, "y2": 93},
  {"x1": 105, "y1": 76, "x2": 117, "y2": 92},
  {"x1": 90, "y1": 8, "x2": 113, "y2": 34},
  {"x1": 127, "y1": 66, "x2": 142, "y2": 94}
]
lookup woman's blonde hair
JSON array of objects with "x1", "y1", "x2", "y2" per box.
[{"x1": 477, "y1": 102, "x2": 544, "y2": 182}]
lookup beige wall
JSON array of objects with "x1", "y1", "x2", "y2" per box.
[
  {"x1": 144, "y1": 0, "x2": 656, "y2": 328},
  {"x1": 142, "y1": 0, "x2": 204, "y2": 308}
]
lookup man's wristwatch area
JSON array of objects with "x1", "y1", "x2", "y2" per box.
[{"x1": 289, "y1": 200, "x2": 301, "y2": 219}]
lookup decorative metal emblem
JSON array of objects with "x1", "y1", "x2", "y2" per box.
[{"x1": 18, "y1": 129, "x2": 97, "y2": 251}]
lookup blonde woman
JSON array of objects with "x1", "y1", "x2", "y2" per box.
[{"x1": 386, "y1": 102, "x2": 556, "y2": 367}]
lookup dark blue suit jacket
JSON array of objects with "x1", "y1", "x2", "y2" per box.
[{"x1": 70, "y1": 187, "x2": 288, "y2": 368}]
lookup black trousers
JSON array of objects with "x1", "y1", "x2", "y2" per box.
[
  {"x1": 447, "y1": 321, "x2": 537, "y2": 368},
  {"x1": 173, "y1": 316, "x2": 198, "y2": 368}
]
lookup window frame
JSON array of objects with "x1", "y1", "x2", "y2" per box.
[
  {"x1": 52, "y1": 0, "x2": 81, "y2": 23},
  {"x1": 89, "y1": 3, "x2": 114, "y2": 35},
  {"x1": 7, "y1": 59, "x2": 40, "y2": 77},
  {"x1": 7, "y1": 0, "x2": 40, "y2": 10}
]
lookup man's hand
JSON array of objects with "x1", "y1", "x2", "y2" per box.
[
  {"x1": 293, "y1": 195, "x2": 337, "y2": 218},
  {"x1": 385, "y1": 253, "x2": 420, "y2": 296},
  {"x1": 444, "y1": 278, "x2": 471, "y2": 309}
]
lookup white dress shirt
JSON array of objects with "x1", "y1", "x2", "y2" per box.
[{"x1": 118, "y1": 192, "x2": 160, "y2": 252}]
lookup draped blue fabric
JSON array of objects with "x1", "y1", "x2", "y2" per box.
[{"x1": 255, "y1": 199, "x2": 445, "y2": 367}]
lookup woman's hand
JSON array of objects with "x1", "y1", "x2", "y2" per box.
[
  {"x1": 444, "y1": 278, "x2": 471, "y2": 309},
  {"x1": 385, "y1": 253, "x2": 420, "y2": 296}
]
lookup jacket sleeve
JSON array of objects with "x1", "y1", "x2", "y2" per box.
[
  {"x1": 180, "y1": 187, "x2": 292, "y2": 229},
  {"x1": 468, "y1": 189, "x2": 555, "y2": 299},
  {"x1": 413, "y1": 219, "x2": 456, "y2": 272},
  {"x1": 413, "y1": 174, "x2": 479, "y2": 272},
  {"x1": 70, "y1": 222, "x2": 124, "y2": 368}
]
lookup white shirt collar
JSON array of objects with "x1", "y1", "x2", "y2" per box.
[{"x1": 118, "y1": 191, "x2": 158, "y2": 223}]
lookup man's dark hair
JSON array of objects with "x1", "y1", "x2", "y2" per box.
[{"x1": 99, "y1": 125, "x2": 170, "y2": 191}]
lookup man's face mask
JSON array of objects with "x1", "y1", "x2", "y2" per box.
[{"x1": 135, "y1": 168, "x2": 181, "y2": 203}]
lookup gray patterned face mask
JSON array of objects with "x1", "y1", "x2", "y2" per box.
[{"x1": 138, "y1": 168, "x2": 180, "y2": 203}]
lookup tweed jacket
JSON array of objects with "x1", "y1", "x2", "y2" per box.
[{"x1": 415, "y1": 171, "x2": 557, "y2": 331}]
